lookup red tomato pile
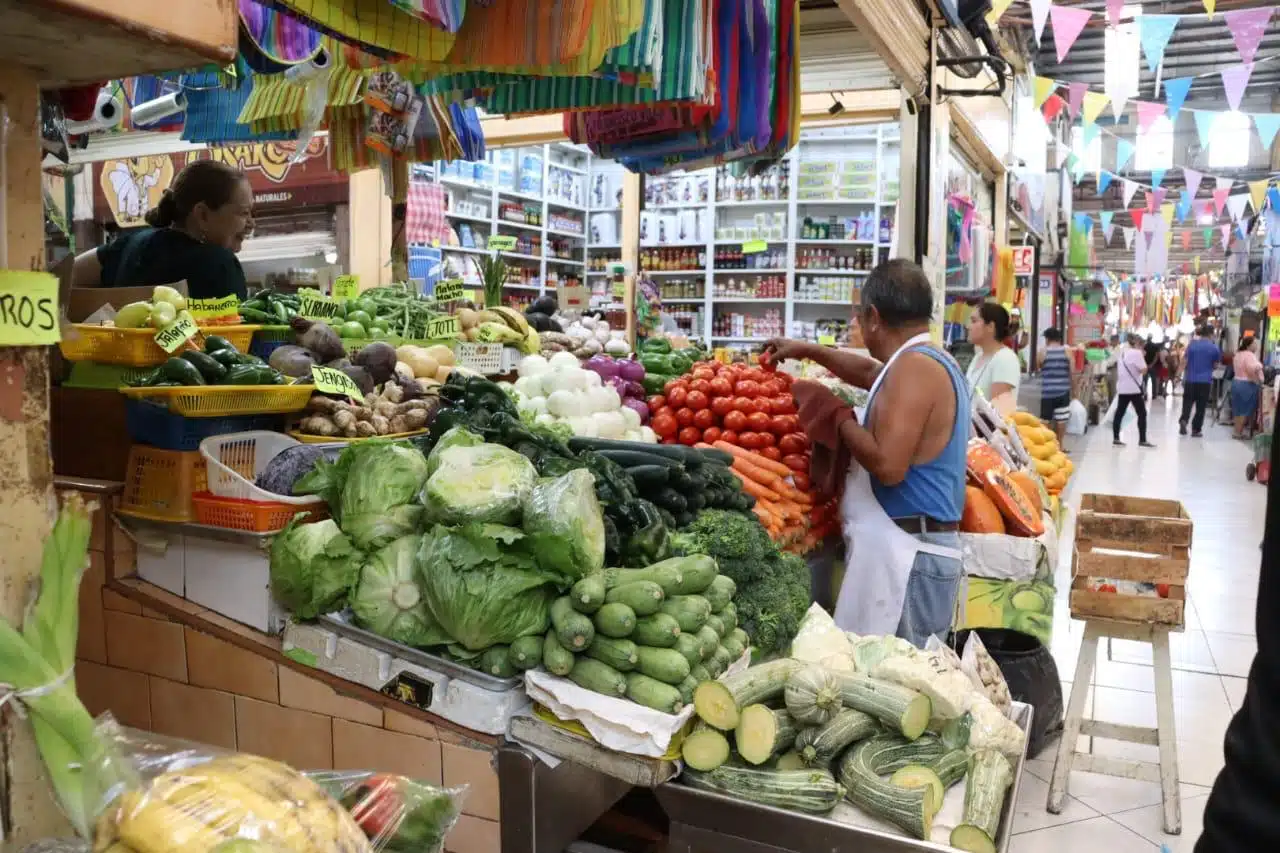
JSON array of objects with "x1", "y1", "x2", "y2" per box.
[{"x1": 647, "y1": 362, "x2": 814, "y2": 487}]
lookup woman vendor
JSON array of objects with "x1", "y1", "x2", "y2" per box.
[{"x1": 71, "y1": 160, "x2": 254, "y2": 300}]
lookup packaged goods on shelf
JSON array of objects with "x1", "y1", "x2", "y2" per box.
[
  {"x1": 645, "y1": 173, "x2": 711, "y2": 206},
  {"x1": 714, "y1": 247, "x2": 785, "y2": 270},
  {"x1": 548, "y1": 212, "x2": 585, "y2": 235},
  {"x1": 500, "y1": 200, "x2": 542, "y2": 227},
  {"x1": 716, "y1": 160, "x2": 790, "y2": 202},
  {"x1": 714, "y1": 310, "x2": 782, "y2": 340},
  {"x1": 659, "y1": 279, "x2": 705, "y2": 300},
  {"x1": 715, "y1": 275, "x2": 785, "y2": 300},
  {"x1": 641, "y1": 247, "x2": 706, "y2": 272},
  {"x1": 790, "y1": 320, "x2": 850, "y2": 346},
  {"x1": 797, "y1": 246, "x2": 877, "y2": 271},
  {"x1": 589, "y1": 252, "x2": 623, "y2": 271},
  {"x1": 548, "y1": 164, "x2": 585, "y2": 208},
  {"x1": 794, "y1": 276, "x2": 858, "y2": 303},
  {"x1": 715, "y1": 212, "x2": 788, "y2": 243}
]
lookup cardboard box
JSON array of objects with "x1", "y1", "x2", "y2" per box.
[{"x1": 67, "y1": 282, "x2": 188, "y2": 323}]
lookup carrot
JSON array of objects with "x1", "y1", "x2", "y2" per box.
[
  {"x1": 736, "y1": 474, "x2": 781, "y2": 503},
  {"x1": 776, "y1": 482, "x2": 812, "y2": 504},
  {"x1": 732, "y1": 457, "x2": 785, "y2": 489},
  {"x1": 713, "y1": 441, "x2": 793, "y2": 477},
  {"x1": 752, "y1": 505, "x2": 774, "y2": 526}
]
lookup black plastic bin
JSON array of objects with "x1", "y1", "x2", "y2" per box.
[{"x1": 955, "y1": 627, "x2": 1064, "y2": 759}]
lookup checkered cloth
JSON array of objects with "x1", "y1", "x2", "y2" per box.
[{"x1": 405, "y1": 178, "x2": 447, "y2": 246}]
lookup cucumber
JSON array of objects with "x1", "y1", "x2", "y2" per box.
[
  {"x1": 703, "y1": 575, "x2": 737, "y2": 611},
  {"x1": 626, "y1": 672, "x2": 684, "y2": 713},
  {"x1": 660, "y1": 595, "x2": 711, "y2": 633},
  {"x1": 717, "y1": 602, "x2": 738, "y2": 633},
  {"x1": 568, "y1": 658, "x2": 628, "y2": 698},
  {"x1": 603, "y1": 564, "x2": 684, "y2": 594},
  {"x1": 682, "y1": 722, "x2": 731, "y2": 771},
  {"x1": 951, "y1": 751, "x2": 1012, "y2": 853},
  {"x1": 785, "y1": 667, "x2": 843, "y2": 726},
  {"x1": 838, "y1": 736, "x2": 939, "y2": 839},
  {"x1": 569, "y1": 437, "x2": 708, "y2": 467},
  {"x1": 551, "y1": 596, "x2": 594, "y2": 651},
  {"x1": 625, "y1": 465, "x2": 672, "y2": 488},
  {"x1": 594, "y1": 602, "x2": 637, "y2": 638},
  {"x1": 831, "y1": 672, "x2": 933, "y2": 740},
  {"x1": 569, "y1": 574, "x2": 607, "y2": 614},
  {"x1": 794, "y1": 708, "x2": 879, "y2": 768},
  {"x1": 596, "y1": 449, "x2": 681, "y2": 469},
  {"x1": 676, "y1": 675, "x2": 699, "y2": 704},
  {"x1": 634, "y1": 646, "x2": 691, "y2": 685},
  {"x1": 630, "y1": 613, "x2": 680, "y2": 647},
  {"x1": 509, "y1": 635, "x2": 544, "y2": 670},
  {"x1": 695, "y1": 625, "x2": 720, "y2": 659},
  {"x1": 693, "y1": 659, "x2": 803, "y2": 731},
  {"x1": 704, "y1": 613, "x2": 726, "y2": 637},
  {"x1": 605, "y1": 581, "x2": 665, "y2": 616},
  {"x1": 735, "y1": 705, "x2": 797, "y2": 765},
  {"x1": 695, "y1": 447, "x2": 736, "y2": 466},
  {"x1": 542, "y1": 629, "x2": 576, "y2": 676},
  {"x1": 585, "y1": 636, "x2": 639, "y2": 672},
  {"x1": 683, "y1": 765, "x2": 843, "y2": 815},
  {"x1": 672, "y1": 633, "x2": 704, "y2": 668},
  {"x1": 478, "y1": 645, "x2": 515, "y2": 678}
]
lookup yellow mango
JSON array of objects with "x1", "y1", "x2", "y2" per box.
[
  {"x1": 1034, "y1": 458, "x2": 1057, "y2": 477},
  {"x1": 1013, "y1": 411, "x2": 1039, "y2": 426},
  {"x1": 1050, "y1": 452, "x2": 1067, "y2": 469},
  {"x1": 1031, "y1": 444, "x2": 1056, "y2": 461}
]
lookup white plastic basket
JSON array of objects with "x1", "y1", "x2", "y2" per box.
[
  {"x1": 454, "y1": 342, "x2": 505, "y2": 375},
  {"x1": 199, "y1": 431, "x2": 322, "y2": 504}
]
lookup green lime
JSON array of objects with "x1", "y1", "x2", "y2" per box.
[
  {"x1": 346, "y1": 309, "x2": 373, "y2": 328},
  {"x1": 339, "y1": 321, "x2": 368, "y2": 339},
  {"x1": 368, "y1": 325, "x2": 392, "y2": 340},
  {"x1": 354, "y1": 299, "x2": 378, "y2": 317}
]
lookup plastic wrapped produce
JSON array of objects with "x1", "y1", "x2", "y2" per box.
[
  {"x1": 521, "y1": 468, "x2": 606, "y2": 580},
  {"x1": 419, "y1": 442, "x2": 537, "y2": 526}
]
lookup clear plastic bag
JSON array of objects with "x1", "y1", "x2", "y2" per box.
[
  {"x1": 419, "y1": 441, "x2": 536, "y2": 525},
  {"x1": 792, "y1": 603, "x2": 855, "y2": 671},
  {"x1": 961, "y1": 631, "x2": 1013, "y2": 715},
  {"x1": 89, "y1": 716, "x2": 466, "y2": 853},
  {"x1": 521, "y1": 468, "x2": 606, "y2": 580}
]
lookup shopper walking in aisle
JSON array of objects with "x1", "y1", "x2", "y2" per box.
[
  {"x1": 765, "y1": 259, "x2": 968, "y2": 647},
  {"x1": 1143, "y1": 336, "x2": 1161, "y2": 400},
  {"x1": 965, "y1": 301, "x2": 1021, "y2": 411},
  {"x1": 1180, "y1": 325, "x2": 1222, "y2": 437},
  {"x1": 1104, "y1": 334, "x2": 1121, "y2": 402},
  {"x1": 1113, "y1": 332, "x2": 1154, "y2": 448},
  {"x1": 1036, "y1": 327, "x2": 1074, "y2": 445},
  {"x1": 1233, "y1": 336, "x2": 1265, "y2": 439}
]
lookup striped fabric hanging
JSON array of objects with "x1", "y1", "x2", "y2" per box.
[
  {"x1": 269, "y1": 0, "x2": 455, "y2": 61},
  {"x1": 435, "y1": 0, "x2": 641, "y2": 72},
  {"x1": 181, "y1": 59, "x2": 297, "y2": 143},
  {"x1": 239, "y1": 0, "x2": 325, "y2": 72},
  {"x1": 388, "y1": 0, "x2": 465, "y2": 33}
]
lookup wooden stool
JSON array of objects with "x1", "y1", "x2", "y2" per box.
[{"x1": 1046, "y1": 617, "x2": 1181, "y2": 834}]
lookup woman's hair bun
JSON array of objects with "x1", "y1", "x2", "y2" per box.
[{"x1": 144, "y1": 189, "x2": 179, "y2": 228}]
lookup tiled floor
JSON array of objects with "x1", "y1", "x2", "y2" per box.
[{"x1": 1008, "y1": 395, "x2": 1264, "y2": 852}]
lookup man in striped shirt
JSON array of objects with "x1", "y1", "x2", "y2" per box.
[{"x1": 1036, "y1": 327, "x2": 1074, "y2": 445}]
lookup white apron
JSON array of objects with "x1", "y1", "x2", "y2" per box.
[{"x1": 833, "y1": 333, "x2": 964, "y2": 636}]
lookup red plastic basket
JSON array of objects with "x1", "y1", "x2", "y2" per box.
[{"x1": 190, "y1": 491, "x2": 327, "y2": 533}]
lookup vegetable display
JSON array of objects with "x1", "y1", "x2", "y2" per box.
[
  {"x1": 112, "y1": 285, "x2": 210, "y2": 329},
  {"x1": 126, "y1": 335, "x2": 288, "y2": 388},
  {"x1": 511, "y1": 352, "x2": 656, "y2": 442}
]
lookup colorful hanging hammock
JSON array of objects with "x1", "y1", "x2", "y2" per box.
[
  {"x1": 239, "y1": 0, "x2": 325, "y2": 72},
  {"x1": 268, "y1": 0, "x2": 455, "y2": 61}
]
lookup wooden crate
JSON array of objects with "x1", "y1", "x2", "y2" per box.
[{"x1": 1070, "y1": 494, "x2": 1192, "y2": 628}]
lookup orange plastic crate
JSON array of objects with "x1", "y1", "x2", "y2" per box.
[
  {"x1": 118, "y1": 445, "x2": 208, "y2": 523},
  {"x1": 191, "y1": 491, "x2": 327, "y2": 532}
]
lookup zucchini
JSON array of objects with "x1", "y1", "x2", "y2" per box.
[
  {"x1": 950, "y1": 750, "x2": 1013, "y2": 853},
  {"x1": 704, "y1": 613, "x2": 726, "y2": 637},
  {"x1": 660, "y1": 595, "x2": 711, "y2": 633},
  {"x1": 683, "y1": 765, "x2": 843, "y2": 815},
  {"x1": 728, "y1": 627, "x2": 750, "y2": 651},
  {"x1": 719, "y1": 633, "x2": 745, "y2": 660},
  {"x1": 672, "y1": 633, "x2": 704, "y2": 668},
  {"x1": 635, "y1": 646, "x2": 691, "y2": 685},
  {"x1": 695, "y1": 625, "x2": 720, "y2": 659},
  {"x1": 773, "y1": 751, "x2": 806, "y2": 771},
  {"x1": 931, "y1": 748, "x2": 970, "y2": 790},
  {"x1": 941, "y1": 711, "x2": 973, "y2": 751},
  {"x1": 596, "y1": 449, "x2": 680, "y2": 469},
  {"x1": 693, "y1": 659, "x2": 803, "y2": 731},
  {"x1": 509, "y1": 635, "x2": 544, "y2": 670},
  {"x1": 551, "y1": 596, "x2": 595, "y2": 651},
  {"x1": 889, "y1": 765, "x2": 946, "y2": 814},
  {"x1": 567, "y1": 658, "x2": 628, "y2": 698},
  {"x1": 703, "y1": 575, "x2": 737, "y2": 611},
  {"x1": 605, "y1": 581, "x2": 665, "y2": 616},
  {"x1": 708, "y1": 644, "x2": 733, "y2": 674},
  {"x1": 676, "y1": 675, "x2": 699, "y2": 705},
  {"x1": 837, "y1": 736, "x2": 939, "y2": 839},
  {"x1": 735, "y1": 705, "x2": 797, "y2": 765},
  {"x1": 660, "y1": 555, "x2": 718, "y2": 594},
  {"x1": 478, "y1": 645, "x2": 515, "y2": 678},
  {"x1": 569, "y1": 574, "x2": 607, "y2": 614},
  {"x1": 569, "y1": 437, "x2": 707, "y2": 467},
  {"x1": 682, "y1": 722, "x2": 731, "y2": 771},
  {"x1": 831, "y1": 672, "x2": 932, "y2": 740},
  {"x1": 630, "y1": 613, "x2": 681, "y2": 647},
  {"x1": 717, "y1": 602, "x2": 738, "y2": 633},
  {"x1": 626, "y1": 672, "x2": 684, "y2": 714},
  {"x1": 794, "y1": 708, "x2": 879, "y2": 767},
  {"x1": 542, "y1": 629, "x2": 576, "y2": 676},
  {"x1": 785, "y1": 668, "x2": 843, "y2": 726},
  {"x1": 625, "y1": 465, "x2": 672, "y2": 488},
  {"x1": 603, "y1": 563, "x2": 684, "y2": 594},
  {"x1": 585, "y1": 636, "x2": 639, "y2": 672},
  {"x1": 594, "y1": 602, "x2": 637, "y2": 638}
]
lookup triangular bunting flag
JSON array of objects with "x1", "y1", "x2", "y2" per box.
[
  {"x1": 1082, "y1": 120, "x2": 1101, "y2": 148},
  {"x1": 1050, "y1": 5, "x2": 1093, "y2": 63},
  {"x1": 1082, "y1": 91, "x2": 1110, "y2": 126},
  {"x1": 1145, "y1": 231, "x2": 1157, "y2": 250},
  {"x1": 1151, "y1": 169, "x2": 1167, "y2": 189},
  {"x1": 1177, "y1": 190, "x2": 1193, "y2": 221},
  {"x1": 1073, "y1": 212, "x2": 1093, "y2": 234},
  {"x1": 1270, "y1": 187, "x2": 1280, "y2": 211},
  {"x1": 1253, "y1": 114, "x2": 1280, "y2": 150},
  {"x1": 1136, "y1": 101, "x2": 1166, "y2": 132},
  {"x1": 1183, "y1": 168, "x2": 1203, "y2": 200},
  {"x1": 1221, "y1": 64, "x2": 1254, "y2": 113},
  {"x1": 986, "y1": 0, "x2": 1014, "y2": 26},
  {"x1": 1122, "y1": 178, "x2": 1140, "y2": 207},
  {"x1": 1227, "y1": 193, "x2": 1249, "y2": 221},
  {"x1": 1100, "y1": 211, "x2": 1114, "y2": 234},
  {"x1": 1042, "y1": 94, "x2": 1066, "y2": 122},
  {"x1": 1116, "y1": 139, "x2": 1135, "y2": 173},
  {"x1": 1067, "y1": 82, "x2": 1087, "y2": 120},
  {"x1": 1123, "y1": 227, "x2": 1136, "y2": 249},
  {"x1": 1196, "y1": 200, "x2": 1213, "y2": 219},
  {"x1": 1238, "y1": 217, "x2": 1251, "y2": 240},
  {"x1": 1131, "y1": 208, "x2": 1146, "y2": 231},
  {"x1": 1216, "y1": 176, "x2": 1235, "y2": 192},
  {"x1": 1165, "y1": 230, "x2": 1174, "y2": 249},
  {"x1": 1030, "y1": 0, "x2": 1052, "y2": 45},
  {"x1": 1181, "y1": 230, "x2": 1192, "y2": 249},
  {"x1": 1203, "y1": 0, "x2": 1216, "y2": 19},
  {"x1": 1072, "y1": 156, "x2": 1087, "y2": 184},
  {"x1": 1249, "y1": 179, "x2": 1270, "y2": 214},
  {"x1": 1033, "y1": 76, "x2": 1056, "y2": 108},
  {"x1": 1164, "y1": 77, "x2": 1192, "y2": 123},
  {"x1": 1106, "y1": 0, "x2": 1125, "y2": 27},
  {"x1": 1098, "y1": 171, "x2": 1115, "y2": 194},
  {"x1": 1224, "y1": 7, "x2": 1273, "y2": 66},
  {"x1": 1194, "y1": 256, "x2": 1201, "y2": 273},
  {"x1": 1213, "y1": 188, "x2": 1230, "y2": 215},
  {"x1": 1222, "y1": 224, "x2": 1231, "y2": 249},
  {"x1": 1161, "y1": 202, "x2": 1175, "y2": 228},
  {"x1": 1109, "y1": 88, "x2": 1130, "y2": 121},
  {"x1": 1203, "y1": 228, "x2": 1213, "y2": 247},
  {"x1": 1145, "y1": 191, "x2": 1157, "y2": 213},
  {"x1": 1139, "y1": 15, "x2": 1180, "y2": 73},
  {"x1": 1194, "y1": 111, "x2": 1218, "y2": 148},
  {"x1": 1103, "y1": 224, "x2": 1116, "y2": 245}
]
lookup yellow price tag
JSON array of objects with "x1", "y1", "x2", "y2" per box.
[
  {"x1": 299, "y1": 291, "x2": 342, "y2": 321},
  {"x1": 427, "y1": 315, "x2": 460, "y2": 339},
  {"x1": 332, "y1": 275, "x2": 360, "y2": 302},
  {"x1": 818, "y1": 334, "x2": 837, "y2": 346},
  {"x1": 612, "y1": 281, "x2": 627, "y2": 299},
  {"x1": 311, "y1": 365, "x2": 363, "y2": 401},
  {"x1": 154, "y1": 314, "x2": 199, "y2": 353},
  {"x1": 187, "y1": 294, "x2": 240, "y2": 321},
  {"x1": 0, "y1": 271, "x2": 59, "y2": 345},
  {"x1": 742, "y1": 239, "x2": 768, "y2": 254},
  {"x1": 487, "y1": 235, "x2": 518, "y2": 251},
  {"x1": 434, "y1": 279, "x2": 465, "y2": 302}
]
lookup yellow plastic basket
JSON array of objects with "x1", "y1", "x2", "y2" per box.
[
  {"x1": 59, "y1": 324, "x2": 261, "y2": 367},
  {"x1": 118, "y1": 446, "x2": 209, "y2": 523},
  {"x1": 120, "y1": 384, "x2": 314, "y2": 417},
  {"x1": 287, "y1": 429, "x2": 428, "y2": 444}
]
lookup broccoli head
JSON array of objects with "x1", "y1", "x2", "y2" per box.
[
  {"x1": 733, "y1": 551, "x2": 813, "y2": 656},
  {"x1": 670, "y1": 509, "x2": 775, "y2": 586}
]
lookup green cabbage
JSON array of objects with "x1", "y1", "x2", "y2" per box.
[
  {"x1": 416, "y1": 523, "x2": 558, "y2": 651},
  {"x1": 419, "y1": 443, "x2": 536, "y2": 526},
  {"x1": 426, "y1": 426, "x2": 484, "y2": 476},
  {"x1": 522, "y1": 469, "x2": 606, "y2": 581},
  {"x1": 269, "y1": 516, "x2": 361, "y2": 619},
  {"x1": 351, "y1": 535, "x2": 452, "y2": 648},
  {"x1": 339, "y1": 441, "x2": 430, "y2": 550}
]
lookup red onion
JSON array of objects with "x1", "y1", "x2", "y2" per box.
[
  {"x1": 616, "y1": 357, "x2": 646, "y2": 383},
  {"x1": 623, "y1": 397, "x2": 650, "y2": 424}
]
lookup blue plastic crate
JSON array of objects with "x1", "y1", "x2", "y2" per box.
[
  {"x1": 249, "y1": 337, "x2": 290, "y2": 361},
  {"x1": 125, "y1": 399, "x2": 285, "y2": 451}
]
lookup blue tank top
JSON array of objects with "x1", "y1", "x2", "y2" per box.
[
  {"x1": 869, "y1": 345, "x2": 970, "y2": 523},
  {"x1": 1041, "y1": 346, "x2": 1072, "y2": 397}
]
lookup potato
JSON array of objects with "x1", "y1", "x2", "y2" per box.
[
  {"x1": 404, "y1": 352, "x2": 439, "y2": 379},
  {"x1": 436, "y1": 365, "x2": 452, "y2": 382},
  {"x1": 424, "y1": 344, "x2": 455, "y2": 367}
]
